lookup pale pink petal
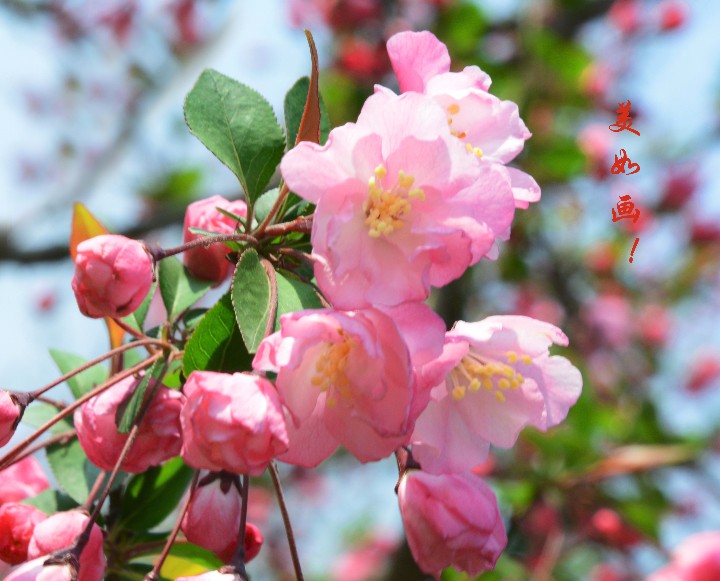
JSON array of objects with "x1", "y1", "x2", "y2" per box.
[
  {"x1": 507, "y1": 167, "x2": 541, "y2": 209},
  {"x1": 386, "y1": 31, "x2": 451, "y2": 93}
]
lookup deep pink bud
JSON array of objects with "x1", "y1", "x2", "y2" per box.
[
  {"x1": 647, "y1": 531, "x2": 720, "y2": 581},
  {"x1": 181, "y1": 372, "x2": 288, "y2": 475},
  {"x1": 27, "y1": 511, "x2": 105, "y2": 581},
  {"x1": 72, "y1": 234, "x2": 153, "y2": 319},
  {"x1": 74, "y1": 374, "x2": 184, "y2": 473},
  {"x1": 398, "y1": 471, "x2": 506, "y2": 579},
  {"x1": 4, "y1": 556, "x2": 73, "y2": 581},
  {"x1": 182, "y1": 195, "x2": 247, "y2": 283},
  {"x1": 658, "y1": 0, "x2": 687, "y2": 31},
  {"x1": 0, "y1": 457, "x2": 50, "y2": 505},
  {"x1": 0, "y1": 502, "x2": 47, "y2": 564},
  {"x1": 0, "y1": 391, "x2": 21, "y2": 448}
]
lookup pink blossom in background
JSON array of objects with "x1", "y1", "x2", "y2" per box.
[
  {"x1": 27, "y1": 510, "x2": 106, "y2": 581},
  {"x1": 411, "y1": 316, "x2": 582, "y2": 474},
  {"x1": 0, "y1": 391, "x2": 20, "y2": 448},
  {"x1": 385, "y1": 30, "x2": 539, "y2": 210},
  {"x1": 74, "y1": 374, "x2": 184, "y2": 473},
  {"x1": 253, "y1": 308, "x2": 419, "y2": 464},
  {"x1": 4, "y1": 556, "x2": 74, "y2": 581},
  {"x1": 0, "y1": 503, "x2": 47, "y2": 564},
  {"x1": 398, "y1": 470, "x2": 506, "y2": 579},
  {"x1": 608, "y1": 0, "x2": 641, "y2": 35},
  {"x1": 281, "y1": 89, "x2": 515, "y2": 308},
  {"x1": 72, "y1": 234, "x2": 153, "y2": 319},
  {"x1": 330, "y1": 535, "x2": 397, "y2": 581},
  {"x1": 176, "y1": 572, "x2": 238, "y2": 581},
  {"x1": 687, "y1": 355, "x2": 720, "y2": 394},
  {"x1": 657, "y1": 0, "x2": 688, "y2": 32},
  {"x1": 181, "y1": 372, "x2": 288, "y2": 475},
  {"x1": 182, "y1": 195, "x2": 247, "y2": 283},
  {"x1": 647, "y1": 530, "x2": 720, "y2": 581},
  {"x1": 583, "y1": 292, "x2": 633, "y2": 348},
  {"x1": 0, "y1": 457, "x2": 50, "y2": 506}
]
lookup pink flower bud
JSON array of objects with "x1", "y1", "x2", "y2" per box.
[
  {"x1": 0, "y1": 391, "x2": 22, "y2": 448},
  {"x1": 647, "y1": 531, "x2": 720, "y2": 581},
  {"x1": 398, "y1": 471, "x2": 506, "y2": 579},
  {"x1": 0, "y1": 503, "x2": 47, "y2": 564},
  {"x1": 0, "y1": 457, "x2": 50, "y2": 505},
  {"x1": 183, "y1": 196, "x2": 247, "y2": 283},
  {"x1": 4, "y1": 556, "x2": 74, "y2": 581},
  {"x1": 181, "y1": 372, "x2": 288, "y2": 475},
  {"x1": 27, "y1": 511, "x2": 105, "y2": 581},
  {"x1": 72, "y1": 234, "x2": 153, "y2": 319},
  {"x1": 176, "y1": 572, "x2": 239, "y2": 581},
  {"x1": 74, "y1": 374, "x2": 184, "y2": 473},
  {"x1": 657, "y1": 0, "x2": 687, "y2": 32}
]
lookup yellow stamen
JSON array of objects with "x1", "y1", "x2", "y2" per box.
[
  {"x1": 447, "y1": 103, "x2": 460, "y2": 115},
  {"x1": 364, "y1": 166, "x2": 425, "y2": 237}
]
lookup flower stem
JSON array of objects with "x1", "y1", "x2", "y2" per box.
[
  {"x1": 255, "y1": 183, "x2": 290, "y2": 238},
  {"x1": 269, "y1": 462, "x2": 304, "y2": 581}
]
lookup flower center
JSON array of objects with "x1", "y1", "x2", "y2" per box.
[
  {"x1": 311, "y1": 334, "x2": 354, "y2": 408},
  {"x1": 364, "y1": 164, "x2": 425, "y2": 238},
  {"x1": 449, "y1": 350, "x2": 531, "y2": 403},
  {"x1": 446, "y1": 103, "x2": 483, "y2": 158}
]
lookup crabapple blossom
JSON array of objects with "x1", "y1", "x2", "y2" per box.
[
  {"x1": 411, "y1": 316, "x2": 582, "y2": 474},
  {"x1": 647, "y1": 531, "x2": 720, "y2": 581},
  {"x1": 74, "y1": 374, "x2": 184, "y2": 473},
  {"x1": 183, "y1": 195, "x2": 247, "y2": 283},
  {"x1": 253, "y1": 308, "x2": 422, "y2": 464},
  {"x1": 4, "y1": 556, "x2": 73, "y2": 581},
  {"x1": 72, "y1": 234, "x2": 153, "y2": 318},
  {"x1": 385, "y1": 30, "x2": 539, "y2": 209},
  {"x1": 27, "y1": 511, "x2": 106, "y2": 581},
  {"x1": 398, "y1": 470, "x2": 506, "y2": 579},
  {"x1": 0, "y1": 457, "x2": 50, "y2": 506},
  {"x1": 176, "y1": 572, "x2": 239, "y2": 581},
  {"x1": 0, "y1": 503, "x2": 47, "y2": 564},
  {"x1": 181, "y1": 372, "x2": 288, "y2": 475},
  {"x1": 280, "y1": 88, "x2": 515, "y2": 308},
  {"x1": 0, "y1": 391, "x2": 21, "y2": 448}
]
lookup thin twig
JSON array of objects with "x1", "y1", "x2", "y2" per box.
[{"x1": 269, "y1": 462, "x2": 304, "y2": 581}]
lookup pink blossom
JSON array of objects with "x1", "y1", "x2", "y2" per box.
[
  {"x1": 657, "y1": 0, "x2": 688, "y2": 31},
  {"x1": 0, "y1": 457, "x2": 50, "y2": 506},
  {"x1": 72, "y1": 234, "x2": 153, "y2": 319},
  {"x1": 647, "y1": 531, "x2": 720, "y2": 581},
  {"x1": 385, "y1": 30, "x2": 538, "y2": 209},
  {"x1": 74, "y1": 374, "x2": 184, "y2": 473},
  {"x1": 398, "y1": 470, "x2": 506, "y2": 579},
  {"x1": 176, "y1": 572, "x2": 239, "y2": 581},
  {"x1": 411, "y1": 316, "x2": 582, "y2": 474},
  {"x1": 253, "y1": 308, "x2": 420, "y2": 464},
  {"x1": 0, "y1": 391, "x2": 21, "y2": 448},
  {"x1": 27, "y1": 510, "x2": 106, "y2": 581},
  {"x1": 183, "y1": 195, "x2": 247, "y2": 283},
  {"x1": 181, "y1": 372, "x2": 288, "y2": 475},
  {"x1": 4, "y1": 556, "x2": 73, "y2": 581},
  {"x1": 331, "y1": 535, "x2": 397, "y2": 581},
  {"x1": 0, "y1": 503, "x2": 47, "y2": 564},
  {"x1": 608, "y1": 0, "x2": 641, "y2": 35},
  {"x1": 281, "y1": 89, "x2": 515, "y2": 308}
]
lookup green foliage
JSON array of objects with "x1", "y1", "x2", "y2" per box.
[
  {"x1": 160, "y1": 542, "x2": 224, "y2": 579},
  {"x1": 158, "y1": 256, "x2": 213, "y2": 322},
  {"x1": 49, "y1": 349, "x2": 108, "y2": 399},
  {"x1": 22, "y1": 401, "x2": 73, "y2": 433},
  {"x1": 46, "y1": 438, "x2": 106, "y2": 505},
  {"x1": 21, "y1": 489, "x2": 77, "y2": 514},
  {"x1": 184, "y1": 69, "x2": 285, "y2": 202},
  {"x1": 115, "y1": 358, "x2": 164, "y2": 434},
  {"x1": 276, "y1": 270, "x2": 324, "y2": 319},
  {"x1": 284, "y1": 76, "x2": 332, "y2": 147},
  {"x1": 232, "y1": 249, "x2": 273, "y2": 353},
  {"x1": 122, "y1": 283, "x2": 157, "y2": 334}
]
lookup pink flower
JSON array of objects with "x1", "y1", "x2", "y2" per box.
[
  {"x1": 398, "y1": 470, "x2": 506, "y2": 579},
  {"x1": 27, "y1": 510, "x2": 106, "y2": 581},
  {"x1": 176, "y1": 572, "x2": 239, "y2": 581},
  {"x1": 281, "y1": 89, "x2": 515, "y2": 308},
  {"x1": 0, "y1": 503, "x2": 47, "y2": 564},
  {"x1": 647, "y1": 531, "x2": 720, "y2": 581},
  {"x1": 385, "y1": 31, "x2": 538, "y2": 210},
  {"x1": 0, "y1": 457, "x2": 50, "y2": 506},
  {"x1": 181, "y1": 372, "x2": 288, "y2": 475},
  {"x1": 253, "y1": 308, "x2": 420, "y2": 464},
  {"x1": 4, "y1": 556, "x2": 74, "y2": 581},
  {"x1": 411, "y1": 316, "x2": 582, "y2": 474},
  {"x1": 331, "y1": 535, "x2": 396, "y2": 581},
  {"x1": 657, "y1": 0, "x2": 688, "y2": 32},
  {"x1": 74, "y1": 374, "x2": 184, "y2": 473},
  {"x1": 183, "y1": 195, "x2": 247, "y2": 283},
  {"x1": 0, "y1": 391, "x2": 21, "y2": 448},
  {"x1": 72, "y1": 234, "x2": 153, "y2": 319}
]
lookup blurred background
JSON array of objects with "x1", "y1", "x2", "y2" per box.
[{"x1": 1, "y1": 0, "x2": 719, "y2": 579}]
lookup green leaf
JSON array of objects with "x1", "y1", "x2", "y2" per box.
[
  {"x1": 160, "y1": 543, "x2": 224, "y2": 579},
  {"x1": 49, "y1": 349, "x2": 108, "y2": 400},
  {"x1": 119, "y1": 457, "x2": 194, "y2": 532},
  {"x1": 275, "y1": 271, "x2": 323, "y2": 328},
  {"x1": 121, "y1": 282, "x2": 156, "y2": 334},
  {"x1": 232, "y1": 249, "x2": 273, "y2": 353},
  {"x1": 22, "y1": 489, "x2": 77, "y2": 514},
  {"x1": 184, "y1": 69, "x2": 285, "y2": 201},
  {"x1": 22, "y1": 402, "x2": 73, "y2": 433},
  {"x1": 158, "y1": 256, "x2": 213, "y2": 322},
  {"x1": 46, "y1": 438, "x2": 105, "y2": 505},
  {"x1": 254, "y1": 187, "x2": 280, "y2": 224},
  {"x1": 116, "y1": 359, "x2": 164, "y2": 434},
  {"x1": 183, "y1": 293, "x2": 252, "y2": 377},
  {"x1": 284, "y1": 76, "x2": 331, "y2": 147}
]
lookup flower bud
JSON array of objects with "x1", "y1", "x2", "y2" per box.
[
  {"x1": 0, "y1": 457, "x2": 50, "y2": 505},
  {"x1": 181, "y1": 372, "x2": 288, "y2": 476},
  {"x1": 4, "y1": 555, "x2": 74, "y2": 581},
  {"x1": 72, "y1": 234, "x2": 153, "y2": 319},
  {"x1": 75, "y1": 374, "x2": 184, "y2": 473},
  {"x1": 647, "y1": 531, "x2": 720, "y2": 580},
  {"x1": 183, "y1": 196, "x2": 247, "y2": 283},
  {"x1": 398, "y1": 471, "x2": 506, "y2": 579},
  {"x1": 0, "y1": 391, "x2": 22, "y2": 448},
  {"x1": 0, "y1": 502, "x2": 47, "y2": 564},
  {"x1": 27, "y1": 510, "x2": 105, "y2": 581}
]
